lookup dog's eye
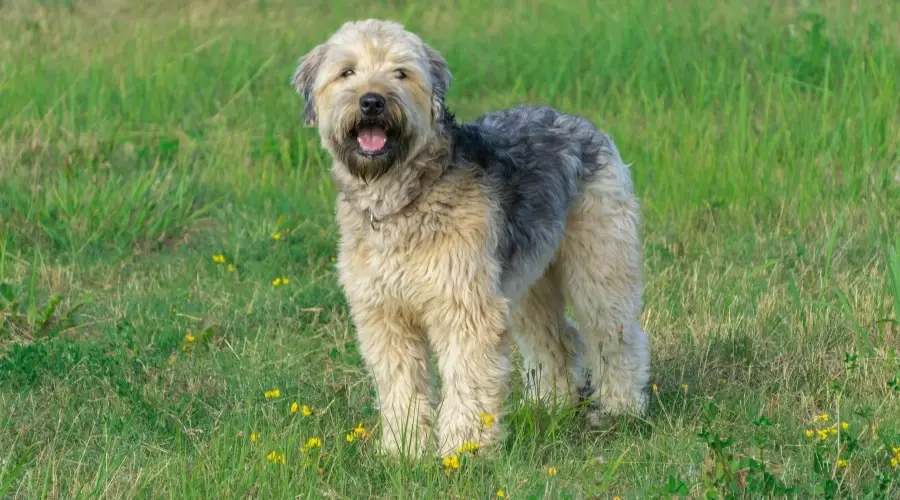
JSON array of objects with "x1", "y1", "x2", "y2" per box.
[
  {"x1": 341, "y1": 69, "x2": 355, "y2": 78},
  {"x1": 395, "y1": 69, "x2": 407, "y2": 80}
]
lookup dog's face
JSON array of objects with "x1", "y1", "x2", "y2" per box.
[{"x1": 292, "y1": 20, "x2": 451, "y2": 181}]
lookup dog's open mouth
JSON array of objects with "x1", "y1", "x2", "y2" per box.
[{"x1": 356, "y1": 125, "x2": 388, "y2": 156}]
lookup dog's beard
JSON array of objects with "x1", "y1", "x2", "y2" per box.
[{"x1": 332, "y1": 107, "x2": 413, "y2": 182}]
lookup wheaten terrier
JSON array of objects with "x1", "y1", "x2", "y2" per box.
[{"x1": 292, "y1": 19, "x2": 650, "y2": 458}]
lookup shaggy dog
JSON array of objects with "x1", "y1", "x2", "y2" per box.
[{"x1": 292, "y1": 19, "x2": 649, "y2": 457}]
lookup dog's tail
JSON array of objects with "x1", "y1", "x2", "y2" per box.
[{"x1": 564, "y1": 114, "x2": 627, "y2": 184}]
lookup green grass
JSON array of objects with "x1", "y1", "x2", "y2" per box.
[{"x1": 1, "y1": 0, "x2": 899, "y2": 497}]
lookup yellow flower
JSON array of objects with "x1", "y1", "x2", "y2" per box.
[
  {"x1": 892, "y1": 447, "x2": 900, "y2": 455},
  {"x1": 651, "y1": 383, "x2": 659, "y2": 393},
  {"x1": 272, "y1": 278, "x2": 282, "y2": 287},
  {"x1": 302, "y1": 405, "x2": 312, "y2": 417},
  {"x1": 346, "y1": 433, "x2": 355, "y2": 443},
  {"x1": 250, "y1": 432, "x2": 260, "y2": 442},
  {"x1": 828, "y1": 425, "x2": 838, "y2": 436},
  {"x1": 264, "y1": 388, "x2": 281, "y2": 400},
  {"x1": 212, "y1": 254, "x2": 226, "y2": 264},
  {"x1": 892, "y1": 457, "x2": 899, "y2": 469},
  {"x1": 305, "y1": 437, "x2": 322, "y2": 450},
  {"x1": 282, "y1": 278, "x2": 290, "y2": 285},
  {"x1": 290, "y1": 402, "x2": 299, "y2": 415},
  {"x1": 458, "y1": 441, "x2": 480, "y2": 454},
  {"x1": 227, "y1": 264, "x2": 235, "y2": 272},
  {"x1": 805, "y1": 429, "x2": 814, "y2": 438},
  {"x1": 814, "y1": 413, "x2": 830, "y2": 423},
  {"x1": 816, "y1": 429, "x2": 829, "y2": 441},
  {"x1": 681, "y1": 383, "x2": 689, "y2": 392},
  {"x1": 185, "y1": 333, "x2": 195, "y2": 343},
  {"x1": 496, "y1": 489, "x2": 505, "y2": 498},
  {"x1": 480, "y1": 412, "x2": 495, "y2": 428},
  {"x1": 546, "y1": 466, "x2": 558, "y2": 477},
  {"x1": 443, "y1": 455, "x2": 460, "y2": 472},
  {"x1": 352, "y1": 423, "x2": 369, "y2": 439},
  {"x1": 836, "y1": 459, "x2": 848, "y2": 469},
  {"x1": 266, "y1": 450, "x2": 285, "y2": 464},
  {"x1": 272, "y1": 232, "x2": 282, "y2": 241},
  {"x1": 841, "y1": 421, "x2": 849, "y2": 431}
]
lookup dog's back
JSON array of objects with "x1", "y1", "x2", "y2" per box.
[{"x1": 449, "y1": 105, "x2": 626, "y2": 301}]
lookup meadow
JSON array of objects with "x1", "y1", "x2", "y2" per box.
[{"x1": 1, "y1": 0, "x2": 899, "y2": 497}]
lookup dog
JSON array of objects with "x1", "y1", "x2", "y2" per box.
[{"x1": 291, "y1": 19, "x2": 650, "y2": 458}]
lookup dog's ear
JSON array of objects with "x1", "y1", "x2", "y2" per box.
[
  {"x1": 291, "y1": 43, "x2": 328, "y2": 126},
  {"x1": 423, "y1": 44, "x2": 452, "y2": 122}
]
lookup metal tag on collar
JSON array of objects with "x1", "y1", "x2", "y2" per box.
[{"x1": 367, "y1": 209, "x2": 380, "y2": 231}]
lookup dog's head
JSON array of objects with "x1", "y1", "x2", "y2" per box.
[{"x1": 292, "y1": 20, "x2": 451, "y2": 181}]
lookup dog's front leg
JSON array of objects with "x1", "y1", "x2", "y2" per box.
[
  {"x1": 355, "y1": 306, "x2": 433, "y2": 458},
  {"x1": 427, "y1": 294, "x2": 510, "y2": 457}
]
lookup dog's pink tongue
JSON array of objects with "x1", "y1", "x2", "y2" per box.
[{"x1": 357, "y1": 127, "x2": 387, "y2": 151}]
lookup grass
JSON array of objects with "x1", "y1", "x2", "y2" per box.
[{"x1": 1, "y1": 0, "x2": 899, "y2": 497}]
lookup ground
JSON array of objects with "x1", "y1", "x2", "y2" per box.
[{"x1": 1, "y1": 0, "x2": 899, "y2": 498}]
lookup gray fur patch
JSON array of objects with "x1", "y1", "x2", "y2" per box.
[{"x1": 449, "y1": 105, "x2": 618, "y2": 297}]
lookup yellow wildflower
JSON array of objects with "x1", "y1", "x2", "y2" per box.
[
  {"x1": 264, "y1": 388, "x2": 281, "y2": 400},
  {"x1": 250, "y1": 432, "x2": 260, "y2": 443},
  {"x1": 352, "y1": 423, "x2": 369, "y2": 439},
  {"x1": 828, "y1": 425, "x2": 838, "y2": 436},
  {"x1": 290, "y1": 402, "x2": 299, "y2": 415},
  {"x1": 272, "y1": 232, "x2": 282, "y2": 241},
  {"x1": 814, "y1": 413, "x2": 830, "y2": 423},
  {"x1": 302, "y1": 405, "x2": 312, "y2": 417},
  {"x1": 805, "y1": 429, "x2": 814, "y2": 438},
  {"x1": 443, "y1": 455, "x2": 460, "y2": 475},
  {"x1": 272, "y1": 278, "x2": 282, "y2": 287},
  {"x1": 651, "y1": 383, "x2": 658, "y2": 393},
  {"x1": 282, "y1": 278, "x2": 290, "y2": 285},
  {"x1": 841, "y1": 421, "x2": 849, "y2": 431},
  {"x1": 892, "y1": 447, "x2": 900, "y2": 455},
  {"x1": 266, "y1": 450, "x2": 285, "y2": 464},
  {"x1": 227, "y1": 264, "x2": 235, "y2": 272},
  {"x1": 305, "y1": 437, "x2": 322, "y2": 450},
  {"x1": 185, "y1": 333, "x2": 195, "y2": 343},
  {"x1": 816, "y1": 429, "x2": 829, "y2": 441},
  {"x1": 346, "y1": 433, "x2": 355, "y2": 443},
  {"x1": 546, "y1": 466, "x2": 558, "y2": 477},
  {"x1": 836, "y1": 459, "x2": 848, "y2": 469},
  {"x1": 681, "y1": 383, "x2": 689, "y2": 392},
  {"x1": 212, "y1": 254, "x2": 226, "y2": 264},
  {"x1": 480, "y1": 412, "x2": 495, "y2": 428},
  {"x1": 892, "y1": 457, "x2": 899, "y2": 469},
  {"x1": 496, "y1": 489, "x2": 505, "y2": 498},
  {"x1": 458, "y1": 441, "x2": 480, "y2": 454}
]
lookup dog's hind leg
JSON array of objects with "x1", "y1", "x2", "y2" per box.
[
  {"x1": 557, "y1": 152, "x2": 650, "y2": 418},
  {"x1": 510, "y1": 263, "x2": 586, "y2": 407}
]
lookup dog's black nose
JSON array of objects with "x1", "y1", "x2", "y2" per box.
[{"x1": 359, "y1": 93, "x2": 386, "y2": 117}]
